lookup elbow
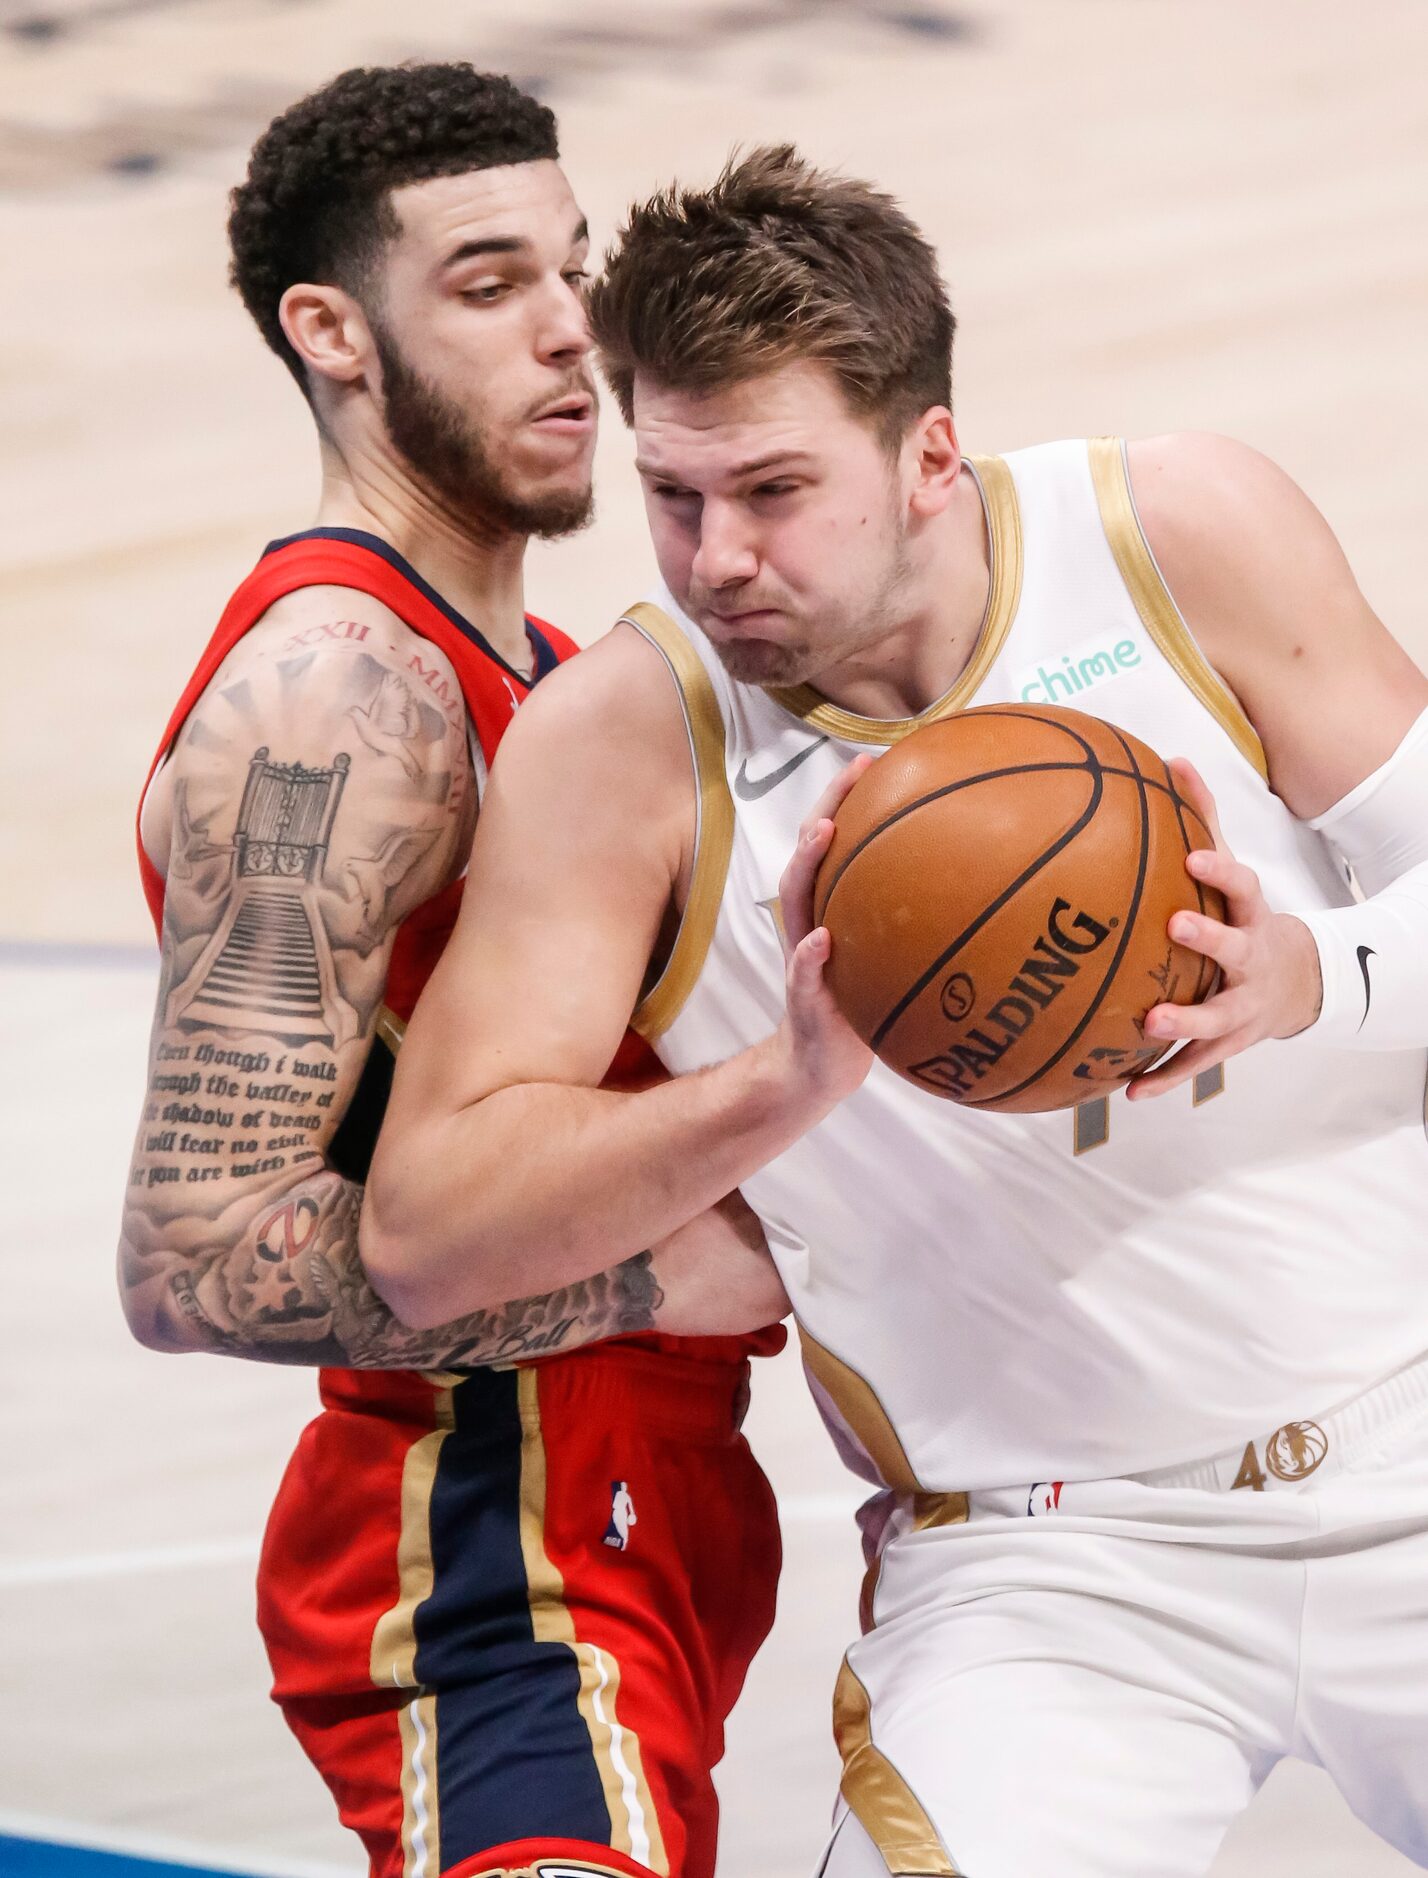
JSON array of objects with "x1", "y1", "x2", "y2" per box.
[
  {"x1": 359, "y1": 1192, "x2": 455, "y2": 1332},
  {"x1": 117, "y1": 1263, "x2": 191, "y2": 1356}
]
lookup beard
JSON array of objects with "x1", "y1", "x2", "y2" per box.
[
  {"x1": 700, "y1": 546, "x2": 913, "y2": 692},
  {"x1": 712, "y1": 633, "x2": 816, "y2": 687},
  {"x1": 372, "y1": 324, "x2": 594, "y2": 541}
]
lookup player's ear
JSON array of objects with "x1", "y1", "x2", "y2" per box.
[
  {"x1": 279, "y1": 282, "x2": 371, "y2": 390},
  {"x1": 905, "y1": 407, "x2": 961, "y2": 521}
]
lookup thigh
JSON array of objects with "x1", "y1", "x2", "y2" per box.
[
  {"x1": 1300, "y1": 1450, "x2": 1428, "y2": 1865},
  {"x1": 536, "y1": 1359, "x2": 780, "y2": 1878},
  {"x1": 829, "y1": 1546, "x2": 1272, "y2": 1878}
]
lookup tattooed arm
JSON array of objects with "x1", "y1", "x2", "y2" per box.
[{"x1": 120, "y1": 592, "x2": 788, "y2": 1366}]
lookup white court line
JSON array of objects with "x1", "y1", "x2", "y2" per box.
[
  {"x1": 0, "y1": 1806, "x2": 360, "y2": 1878},
  {"x1": 0, "y1": 1493, "x2": 866, "y2": 1590},
  {"x1": 0, "y1": 1536, "x2": 259, "y2": 1589}
]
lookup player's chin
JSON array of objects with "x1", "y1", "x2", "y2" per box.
[
  {"x1": 510, "y1": 466, "x2": 597, "y2": 539},
  {"x1": 715, "y1": 638, "x2": 813, "y2": 686}
]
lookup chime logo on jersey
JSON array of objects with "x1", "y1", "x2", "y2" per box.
[
  {"x1": 1028, "y1": 1480, "x2": 1064, "y2": 1516},
  {"x1": 1014, "y1": 627, "x2": 1146, "y2": 704},
  {"x1": 603, "y1": 1480, "x2": 637, "y2": 1549}
]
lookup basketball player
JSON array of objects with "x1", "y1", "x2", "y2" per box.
[
  {"x1": 119, "y1": 70, "x2": 787, "y2": 1878},
  {"x1": 365, "y1": 148, "x2": 1428, "y2": 1875}
]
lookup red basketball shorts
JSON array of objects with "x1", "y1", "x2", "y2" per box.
[{"x1": 257, "y1": 1344, "x2": 781, "y2": 1878}]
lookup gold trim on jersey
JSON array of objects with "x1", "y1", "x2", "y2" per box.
[
  {"x1": 857, "y1": 1492, "x2": 969, "y2": 1633},
  {"x1": 516, "y1": 1370, "x2": 669, "y2": 1875},
  {"x1": 367, "y1": 1380, "x2": 457, "y2": 1878},
  {"x1": 763, "y1": 454, "x2": 1024, "y2": 744},
  {"x1": 376, "y1": 1002, "x2": 407, "y2": 1053},
  {"x1": 799, "y1": 1326, "x2": 925, "y2": 1493},
  {"x1": 369, "y1": 1380, "x2": 458, "y2": 1690},
  {"x1": 1088, "y1": 436, "x2": 1269, "y2": 782},
  {"x1": 622, "y1": 600, "x2": 735, "y2": 1043},
  {"x1": 834, "y1": 1660, "x2": 961, "y2": 1875}
]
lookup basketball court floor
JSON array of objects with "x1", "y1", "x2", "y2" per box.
[{"x1": 4, "y1": 2, "x2": 1426, "y2": 1874}]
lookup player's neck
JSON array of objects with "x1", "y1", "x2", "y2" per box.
[
  {"x1": 810, "y1": 466, "x2": 991, "y2": 721},
  {"x1": 314, "y1": 436, "x2": 533, "y2": 676}
]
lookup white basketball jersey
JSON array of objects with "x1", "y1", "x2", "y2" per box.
[{"x1": 627, "y1": 438, "x2": 1428, "y2": 1492}]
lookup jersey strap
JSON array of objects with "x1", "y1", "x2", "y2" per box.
[
  {"x1": 1087, "y1": 436, "x2": 1269, "y2": 781},
  {"x1": 621, "y1": 601, "x2": 735, "y2": 1042}
]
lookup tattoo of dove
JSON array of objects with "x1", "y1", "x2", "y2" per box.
[
  {"x1": 347, "y1": 671, "x2": 424, "y2": 778},
  {"x1": 340, "y1": 825, "x2": 442, "y2": 927}
]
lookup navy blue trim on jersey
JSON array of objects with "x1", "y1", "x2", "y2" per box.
[
  {"x1": 411, "y1": 1369, "x2": 614, "y2": 1860},
  {"x1": 263, "y1": 526, "x2": 559, "y2": 688}
]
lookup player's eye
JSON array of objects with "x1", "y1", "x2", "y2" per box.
[
  {"x1": 563, "y1": 267, "x2": 590, "y2": 288},
  {"x1": 654, "y1": 484, "x2": 698, "y2": 502},
  {"x1": 462, "y1": 281, "x2": 512, "y2": 304},
  {"x1": 753, "y1": 480, "x2": 798, "y2": 498}
]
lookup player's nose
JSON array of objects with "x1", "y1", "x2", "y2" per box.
[
  {"x1": 692, "y1": 500, "x2": 759, "y2": 589},
  {"x1": 537, "y1": 273, "x2": 592, "y2": 365}
]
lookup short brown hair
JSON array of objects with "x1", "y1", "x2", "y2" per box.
[{"x1": 587, "y1": 145, "x2": 954, "y2": 442}]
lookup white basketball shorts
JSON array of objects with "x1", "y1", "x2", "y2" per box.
[{"x1": 818, "y1": 1350, "x2": 1428, "y2": 1877}]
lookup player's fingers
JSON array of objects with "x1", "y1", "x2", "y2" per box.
[
  {"x1": 1126, "y1": 1033, "x2": 1237, "y2": 1100},
  {"x1": 1168, "y1": 757, "x2": 1229, "y2": 856},
  {"x1": 1166, "y1": 909, "x2": 1251, "y2": 975},
  {"x1": 782, "y1": 755, "x2": 877, "y2": 951},
  {"x1": 803, "y1": 750, "x2": 876, "y2": 833},
  {"x1": 784, "y1": 925, "x2": 833, "y2": 1020},
  {"x1": 1143, "y1": 989, "x2": 1246, "y2": 1044},
  {"x1": 779, "y1": 819, "x2": 836, "y2": 954},
  {"x1": 1185, "y1": 847, "x2": 1263, "y2": 920}
]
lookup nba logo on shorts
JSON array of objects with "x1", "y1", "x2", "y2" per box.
[
  {"x1": 1028, "y1": 1481, "x2": 1064, "y2": 1516},
  {"x1": 603, "y1": 1480, "x2": 637, "y2": 1550}
]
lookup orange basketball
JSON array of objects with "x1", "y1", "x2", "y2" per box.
[{"x1": 811, "y1": 703, "x2": 1224, "y2": 1112}]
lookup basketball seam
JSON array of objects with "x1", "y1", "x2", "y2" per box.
[
  {"x1": 866, "y1": 717, "x2": 1110, "y2": 1050},
  {"x1": 959, "y1": 722, "x2": 1155, "y2": 1107},
  {"x1": 820, "y1": 760, "x2": 1191, "y2": 929},
  {"x1": 814, "y1": 706, "x2": 1110, "y2": 922},
  {"x1": 1161, "y1": 756, "x2": 1220, "y2": 1005},
  {"x1": 817, "y1": 759, "x2": 1088, "y2": 925}
]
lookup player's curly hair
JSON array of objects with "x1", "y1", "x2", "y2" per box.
[
  {"x1": 228, "y1": 63, "x2": 558, "y2": 392},
  {"x1": 587, "y1": 144, "x2": 955, "y2": 444}
]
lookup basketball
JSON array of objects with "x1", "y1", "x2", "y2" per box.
[{"x1": 811, "y1": 703, "x2": 1225, "y2": 1112}]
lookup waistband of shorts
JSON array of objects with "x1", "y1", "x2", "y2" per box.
[
  {"x1": 1126, "y1": 1347, "x2": 1428, "y2": 1493},
  {"x1": 512, "y1": 1341, "x2": 751, "y2": 1443}
]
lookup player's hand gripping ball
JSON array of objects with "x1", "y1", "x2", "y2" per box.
[{"x1": 810, "y1": 703, "x2": 1225, "y2": 1111}]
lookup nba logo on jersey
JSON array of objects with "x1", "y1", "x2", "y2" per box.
[
  {"x1": 1028, "y1": 1481, "x2": 1064, "y2": 1516},
  {"x1": 603, "y1": 1480, "x2": 637, "y2": 1550}
]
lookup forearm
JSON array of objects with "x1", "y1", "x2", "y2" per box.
[
  {"x1": 120, "y1": 1166, "x2": 675, "y2": 1367},
  {"x1": 366, "y1": 1030, "x2": 819, "y2": 1325},
  {"x1": 1294, "y1": 858, "x2": 1428, "y2": 1051},
  {"x1": 1297, "y1": 707, "x2": 1428, "y2": 1050}
]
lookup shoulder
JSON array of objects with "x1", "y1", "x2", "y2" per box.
[
  {"x1": 1124, "y1": 433, "x2": 1427, "y2": 811},
  {"x1": 496, "y1": 618, "x2": 693, "y2": 777},
  {"x1": 479, "y1": 617, "x2": 697, "y2": 878},
  {"x1": 216, "y1": 583, "x2": 459, "y2": 690},
  {"x1": 1124, "y1": 432, "x2": 1361, "y2": 671},
  {"x1": 178, "y1": 584, "x2": 467, "y2": 766},
  {"x1": 1127, "y1": 432, "x2": 1346, "y2": 606}
]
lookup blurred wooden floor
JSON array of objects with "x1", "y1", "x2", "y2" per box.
[{"x1": 3, "y1": 1, "x2": 1425, "y2": 1873}]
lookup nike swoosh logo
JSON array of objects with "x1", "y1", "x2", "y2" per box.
[
  {"x1": 734, "y1": 736, "x2": 830, "y2": 800},
  {"x1": 1356, "y1": 945, "x2": 1377, "y2": 1030}
]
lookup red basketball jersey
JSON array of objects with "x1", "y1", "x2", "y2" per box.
[{"x1": 137, "y1": 527, "x2": 784, "y2": 1369}]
